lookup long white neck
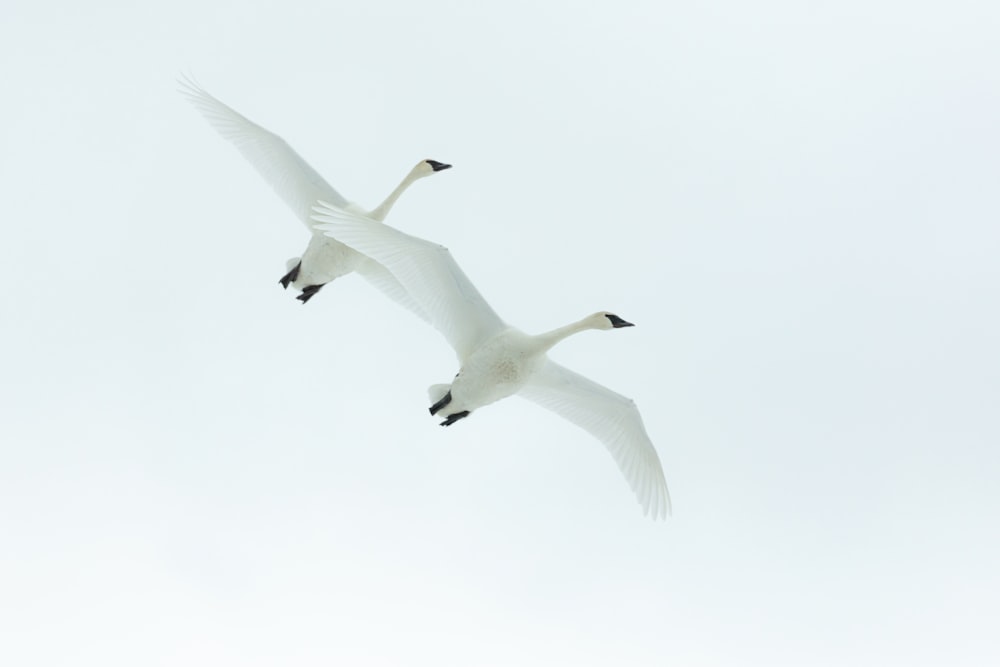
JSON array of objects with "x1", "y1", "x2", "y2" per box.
[
  {"x1": 533, "y1": 316, "x2": 601, "y2": 353},
  {"x1": 367, "y1": 167, "x2": 424, "y2": 221}
]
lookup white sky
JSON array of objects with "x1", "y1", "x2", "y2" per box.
[{"x1": 2, "y1": 1, "x2": 998, "y2": 665}]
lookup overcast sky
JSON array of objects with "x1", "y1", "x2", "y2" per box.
[{"x1": 2, "y1": 1, "x2": 998, "y2": 665}]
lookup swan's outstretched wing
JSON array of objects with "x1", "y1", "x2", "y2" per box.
[
  {"x1": 179, "y1": 75, "x2": 349, "y2": 227},
  {"x1": 518, "y1": 359, "x2": 671, "y2": 519},
  {"x1": 311, "y1": 202, "x2": 507, "y2": 360},
  {"x1": 354, "y1": 257, "x2": 431, "y2": 325}
]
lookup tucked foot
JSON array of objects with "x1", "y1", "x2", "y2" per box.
[
  {"x1": 296, "y1": 284, "x2": 324, "y2": 304},
  {"x1": 429, "y1": 390, "x2": 453, "y2": 416},
  {"x1": 439, "y1": 411, "x2": 470, "y2": 427},
  {"x1": 279, "y1": 261, "x2": 302, "y2": 289}
]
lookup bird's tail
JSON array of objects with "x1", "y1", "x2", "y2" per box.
[{"x1": 427, "y1": 384, "x2": 451, "y2": 405}]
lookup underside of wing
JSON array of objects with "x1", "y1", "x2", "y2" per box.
[
  {"x1": 311, "y1": 202, "x2": 506, "y2": 360},
  {"x1": 355, "y1": 257, "x2": 431, "y2": 324},
  {"x1": 518, "y1": 360, "x2": 671, "y2": 519},
  {"x1": 179, "y1": 75, "x2": 349, "y2": 228}
]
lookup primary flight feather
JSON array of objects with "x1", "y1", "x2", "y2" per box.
[
  {"x1": 179, "y1": 75, "x2": 450, "y2": 309},
  {"x1": 311, "y1": 202, "x2": 671, "y2": 519}
]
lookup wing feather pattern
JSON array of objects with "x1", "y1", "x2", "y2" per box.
[
  {"x1": 354, "y1": 257, "x2": 431, "y2": 325},
  {"x1": 179, "y1": 75, "x2": 349, "y2": 227},
  {"x1": 518, "y1": 360, "x2": 671, "y2": 519},
  {"x1": 311, "y1": 202, "x2": 506, "y2": 360}
]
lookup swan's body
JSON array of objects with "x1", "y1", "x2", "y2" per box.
[
  {"x1": 311, "y1": 203, "x2": 671, "y2": 519},
  {"x1": 179, "y1": 76, "x2": 450, "y2": 304}
]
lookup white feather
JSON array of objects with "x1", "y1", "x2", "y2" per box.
[
  {"x1": 179, "y1": 74, "x2": 450, "y2": 312},
  {"x1": 311, "y1": 203, "x2": 671, "y2": 519}
]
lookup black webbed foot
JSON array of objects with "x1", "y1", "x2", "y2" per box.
[
  {"x1": 439, "y1": 411, "x2": 470, "y2": 427},
  {"x1": 296, "y1": 284, "x2": 324, "y2": 304},
  {"x1": 429, "y1": 390, "x2": 453, "y2": 416},
  {"x1": 279, "y1": 261, "x2": 302, "y2": 289}
]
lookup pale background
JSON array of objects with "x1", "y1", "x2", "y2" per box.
[{"x1": 1, "y1": 1, "x2": 998, "y2": 665}]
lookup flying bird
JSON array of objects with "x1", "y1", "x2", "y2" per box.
[
  {"x1": 178, "y1": 76, "x2": 451, "y2": 305},
  {"x1": 311, "y1": 203, "x2": 671, "y2": 519}
]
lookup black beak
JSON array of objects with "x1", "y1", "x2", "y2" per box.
[
  {"x1": 426, "y1": 160, "x2": 452, "y2": 172},
  {"x1": 606, "y1": 314, "x2": 634, "y2": 328}
]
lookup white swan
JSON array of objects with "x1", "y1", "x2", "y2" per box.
[
  {"x1": 178, "y1": 76, "x2": 451, "y2": 305},
  {"x1": 310, "y1": 203, "x2": 671, "y2": 519}
]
